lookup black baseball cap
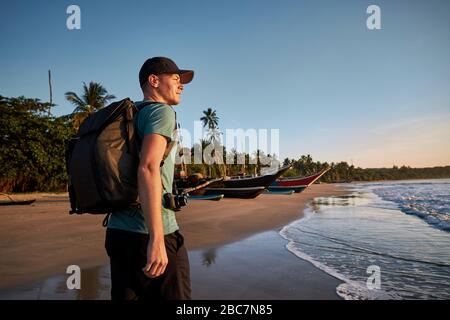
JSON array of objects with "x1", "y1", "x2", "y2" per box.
[{"x1": 139, "y1": 57, "x2": 194, "y2": 86}]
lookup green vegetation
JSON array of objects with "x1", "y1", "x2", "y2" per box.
[
  {"x1": 0, "y1": 80, "x2": 115, "y2": 193},
  {"x1": 0, "y1": 95, "x2": 75, "y2": 192},
  {"x1": 1, "y1": 93, "x2": 449, "y2": 193}
]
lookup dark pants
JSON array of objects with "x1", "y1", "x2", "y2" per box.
[{"x1": 105, "y1": 228, "x2": 191, "y2": 300}]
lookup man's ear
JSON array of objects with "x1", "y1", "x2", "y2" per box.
[{"x1": 148, "y1": 74, "x2": 159, "y2": 88}]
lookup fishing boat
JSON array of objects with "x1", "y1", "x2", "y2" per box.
[
  {"x1": 195, "y1": 165, "x2": 291, "y2": 199},
  {"x1": 178, "y1": 165, "x2": 291, "y2": 199},
  {"x1": 268, "y1": 168, "x2": 330, "y2": 193},
  {"x1": 0, "y1": 199, "x2": 36, "y2": 206},
  {"x1": 220, "y1": 165, "x2": 291, "y2": 188}
]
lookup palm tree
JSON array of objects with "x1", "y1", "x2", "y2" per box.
[
  {"x1": 200, "y1": 107, "x2": 221, "y2": 142},
  {"x1": 65, "y1": 82, "x2": 115, "y2": 129},
  {"x1": 200, "y1": 108, "x2": 219, "y2": 130},
  {"x1": 200, "y1": 108, "x2": 224, "y2": 176}
]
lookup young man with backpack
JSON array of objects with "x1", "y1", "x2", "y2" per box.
[{"x1": 104, "y1": 57, "x2": 194, "y2": 300}]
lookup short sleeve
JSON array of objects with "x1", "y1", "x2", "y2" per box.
[{"x1": 137, "y1": 104, "x2": 175, "y2": 141}]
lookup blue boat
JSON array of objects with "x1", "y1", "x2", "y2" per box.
[
  {"x1": 263, "y1": 189, "x2": 295, "y2": 195},
  {"x1": 188, "y1": 194, "x2": 224, "y2": 201}
]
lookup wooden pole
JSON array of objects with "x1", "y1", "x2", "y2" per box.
[{"x1": 48, "y1": 69, "x2": 52, "y2": 116}]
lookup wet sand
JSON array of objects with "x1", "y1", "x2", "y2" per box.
[
  {"x1": 0, "y1": 231, "x2": 343, "y2": 300},
  {"x1": 0, "y1": 184, "x2": 349, "y2": 299}
]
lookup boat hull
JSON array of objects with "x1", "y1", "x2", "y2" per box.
[
  {"x1": 271, "y1": 169, "x2": 329, "y2": 188},
  {"x1": 263, "y1": 189, "x2": 295, "y2": 195},
  {"x1": 267, "y1": 185, "x2": 307, "y2": 193},
  {"x1": 221, "y1": 165, "x2": 291, "y2": 188},
  {"x1": 188, "y1": 194, "x2": 224, "y2": 201},
  {"x1": 204, "y1": 187, "x2": 265, "y2": 199}
]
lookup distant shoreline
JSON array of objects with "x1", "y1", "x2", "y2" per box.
[
  {"x1": 2, "y1": 176, "x2": 449, "y2": 197},
  {"x1": 347, "y1": 177, "x2": 450, "y2": 183}
]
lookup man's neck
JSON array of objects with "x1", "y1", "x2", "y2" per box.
[{"x1": 143, "y1": 93, "x2": 167, "y2": 104}]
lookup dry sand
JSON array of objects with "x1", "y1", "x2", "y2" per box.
[
  {"x1": 0, "y1": 184, "x2": 349, "y2": 295},
  {"x1": 177, "y1": 184, "x2": 348, "y2": 249}
]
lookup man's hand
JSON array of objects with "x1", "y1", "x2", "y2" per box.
[{"x1": 142, "y1": 237, "x2": 168, "y2": 278}]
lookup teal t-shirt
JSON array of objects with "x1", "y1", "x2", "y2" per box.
[{"x1": 107, "y1": 100, "x2": 179, "y2": 235}]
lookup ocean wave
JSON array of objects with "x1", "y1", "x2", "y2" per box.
[
  {"x1": 370, "y1": 181, "x2": 450, "y2": 232},
  {"x1": 289, "y1": 223, "x2": 450, "y2": 268},
  {"x1": 280, "y1": 222, "x2": 395, "y2": 300},
  {"x1": 279, "y1": 182, "x2": 450, "y2": 299}
]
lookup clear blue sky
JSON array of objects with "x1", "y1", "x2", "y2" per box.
[{"x1": 1, "y1": 0, "x2": 449, "y2": 168}]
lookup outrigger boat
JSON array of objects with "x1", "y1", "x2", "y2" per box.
[
  {"x1": 268, "y1": 168, "x2": 330, "y2": 193},
  {"x1": 0, "y1": 193, "x2": 36, "y2": 206},
  {"x1": 177, "y1": 176, "x2": 265, "y2": 199},
  {"x1": 178, "y1": 165, "x2": 292, "y2": 199},
  {"x1": 0, "y1": 199, "x2": 36, "y2": 206},
  {"x1": 201, "y1": 165, "x2": 291, "y2": 199}
]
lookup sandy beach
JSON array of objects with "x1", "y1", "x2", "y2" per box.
[{"x1": 0, "y1": 184, "x2": 349, "y2": 299}]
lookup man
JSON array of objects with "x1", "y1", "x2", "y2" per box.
[{"x1": 105, "y1": 57, "x2": 194, "y2": 300}]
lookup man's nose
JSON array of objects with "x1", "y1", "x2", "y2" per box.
[{"x1": 179, "y1": 84, "x2": 184, "y2": 91}]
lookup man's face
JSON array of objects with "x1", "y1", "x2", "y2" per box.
[{"x1": 155, "y1": 73, "x2": 184, "y2": 105}]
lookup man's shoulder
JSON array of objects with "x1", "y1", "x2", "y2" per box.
[
  {"x1": 135, "y1": 101, "x2": 175, "y2": 137},
  {"x1": 137, "y1": 101, "x2": 174, "y2": 120}
]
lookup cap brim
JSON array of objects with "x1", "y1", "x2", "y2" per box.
[{"x1": 178, "y1": 70, "x2": 194, "y2": 84}]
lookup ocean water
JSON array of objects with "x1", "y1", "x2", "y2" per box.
[{"x1": 280, "y1": 179, "x2": 450, "y2": 300}]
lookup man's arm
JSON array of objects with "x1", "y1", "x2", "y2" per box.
[{"x1": 138, "y1": 133, "x2": 169, "y2": 278}]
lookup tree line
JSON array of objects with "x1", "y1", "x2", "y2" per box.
[
  {"x1": 281, "y1": 155, "x2": 450, "y2": 183},
  {"x1": 1, "y1": 86, "x2": 449, "y2": 193}
]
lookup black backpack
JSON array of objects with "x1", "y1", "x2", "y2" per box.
[{"x1": 65, "y1": 98, "x2": 159, "y2": 216}]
